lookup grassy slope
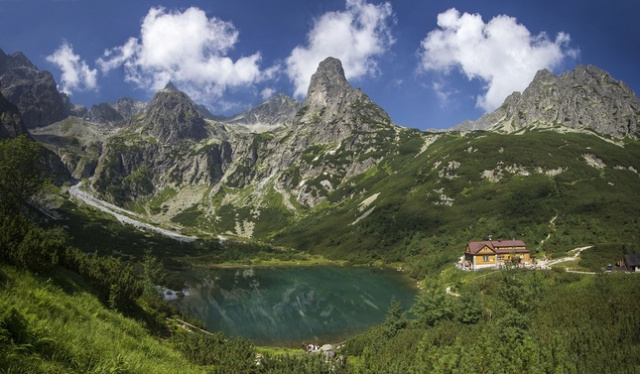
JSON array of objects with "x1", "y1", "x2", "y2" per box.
[
  {"x1": 274, "y1": 130, "x2": 640, "y2": 275},
  {"x1": 345, "y1": 267, "x2": 640, "y2": 373},
  {"x1": 0, "y1": 265, "x2": 205, "y2": 373}
]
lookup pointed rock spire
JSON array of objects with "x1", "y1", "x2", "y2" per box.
[
  {"x1": 163, "y1": 81, "x2": 179, "y2": 91},
  {"x1": 305, "y1": 57, "x2": 354, "y2": 108}
]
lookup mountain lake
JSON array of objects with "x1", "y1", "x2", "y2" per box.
[{"x1": 175, "y1": 265, "x2": 417, "y2": 346}]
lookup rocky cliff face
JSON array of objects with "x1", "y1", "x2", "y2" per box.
[
  {"x1": 223, "y1": 93, "x2": 302, "y2": 127},
  {"x1": 84, "y1": 56, "x2": 408, "y2": 238},
  {"x1": 80, "y1": 98, "x2": 146, "y2": 126},
  {"x1": 88, "y1": 83, "x2": 235, "y2": 205},
  {"x1": 455, "y1": 65, "x2": 640, "y2": 138},
  {"x1": 0, "y1": 49, "x2": 70, "y2": 128},
  {"x1": 112, "y1": 98, "x2": 146, "y2": 119},
  {"x1": 130, "y1": 84, "x2": 210, "y2": 144},
  {"x1": 84, "y1": 103, "x2": 124, "y2": 125},
  {"x1": 0, "y1": 89, "x2": 29, "y2": 139},
  {"x1": 268, "y1": 57, "x2": 400, "y2": 206}
]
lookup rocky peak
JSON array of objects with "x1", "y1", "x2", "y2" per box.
[
  {"x1": 454, "y1": 65, "x2": 640, "y2": 138},
  {"x1": 305, "y1": 57, "x2": 353, "y2": 108},
  {"x1": 224, "y1": 93, "x2": 302, "y2": 126},
  {"x1": 136, "y1": 86, "x2": 208, "y2": 143},
  {"x1": 295, "y1": 57, "x2": 388, "y2": 128},
  {"x1": 113, "y1": 98, "x2": 146, "y2": 119},
  {"x1": 0, "y1": 48, "x2": 70, "y2": 128},
  {"x1": 84, "y1": 98, "x2": 146, "y2": 125},
  {"x1": 85, "y1": 103, "x2": 124, "y2": 125},
  {"x1": 163, "y1": 81, "x2": 179, "y2": 91}
]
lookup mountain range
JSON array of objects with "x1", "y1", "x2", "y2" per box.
[{"x1": 2, "y1": 47, "x2": 640, "y2": 267}]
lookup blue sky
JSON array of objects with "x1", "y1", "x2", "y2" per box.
[{"x1": 1, "y1": 0, "x2": 638, "y2": 130}]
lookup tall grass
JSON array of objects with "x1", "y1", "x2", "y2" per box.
[{"x1": 0, "y1": 265, "x2": 205, "y2": 373}]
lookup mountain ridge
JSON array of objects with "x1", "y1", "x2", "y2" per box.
[
  {"x1": 453, "y1": 65, "x2": 640, "y2": 138},
  {"x1": 4, "y1": 50, "x2": 640, "y2": 262},
  {"x1": 0, "y1": 48, "x2": 71, "y2": 128}
]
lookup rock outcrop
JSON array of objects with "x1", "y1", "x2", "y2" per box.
[
  {"x1": 0, "y1": 49, "x2": 70, "y2": 128},
  {"x1": 131, "y1": 83, "x2": 210, "y2": 144},
  {"x1": 0, "y1": 88, "x2": 29, "y2": 138},
  {"x1": 455, "y1": 65, "x2": 640, "y2": 138},
  {"x1": 223, "y1": 93, "x2": 302, "y2": 127},
  {"x1": 112, "y1": 98, "x2": 146, "y2": 120},
  {"x1": 85, "y1": 103, "x2": 124, "y2": 125}
]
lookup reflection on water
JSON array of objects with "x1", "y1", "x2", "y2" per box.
[{"x1": 177, "y1": 266, "x2": 416, "y2": 346}]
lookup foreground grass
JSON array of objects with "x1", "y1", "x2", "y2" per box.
[{"x1": 0, "y1": 265, "x2": 205, "y2": 374}]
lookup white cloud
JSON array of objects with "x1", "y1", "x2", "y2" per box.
[
  {"x1": 419, "y1": 8, "x2": 579, "y2": 111},
  {"x1": 431, "y1": 81, "x2": 454, "y2": 107},
  {"x1": 97, "y1": 6, "x2": 268, "y2": 103},
  {"x1": 46, "y1": 41, "x2": 98, "y2": 95},
  {"x1": 286, "y1": 0, "x2": 395, "y2": 98},
  {"x1": 261, "y1": 87, "x2": 276, "y2": 101}
]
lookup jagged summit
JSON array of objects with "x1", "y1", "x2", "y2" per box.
[
  {"x1": 305, "y1": 57, "x2": 353, "y2": 108},
  {"x1": 296, "y1": 56, "x2": 391, "y2": 128},
  {"x1": 224, "y1": 93, "x2": 302, "y2": 126},
  {"x1": 81, "y1": 98, "x2": 145, "y2": 126},
  {"x1": 163, "y1": 82, "x2": 179, "y2": 91},
  {"x1": 454, "y1": 64, "x2": 640, "y2": 138},
  {"x1": 134, "y1": 85, "x2": 208, "y2": 143},
  {"x1": 0, "y1": 48, "x2": 70, "y2": 129}
]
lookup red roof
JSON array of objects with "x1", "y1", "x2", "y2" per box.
[{"x1": 466, "y1": 240, "x2": 527, "y2": 255}]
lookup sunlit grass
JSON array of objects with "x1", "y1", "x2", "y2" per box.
[{"x1": 0, "y1": 265, "x2": 204, "y2": 373}]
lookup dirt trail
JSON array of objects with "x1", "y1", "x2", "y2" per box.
[
  {"x1": 546, "y1": 245, "x2": 592, "y2": 266},
  {"x1": 543, "y1": 246, "x2": 597, "y2": 274},
  {"x1": 69, "y1": 182, "x2": 195, "y2": 242},
  {"x1": 538, "y1": 213, "x2": 558, "y2": 249}
]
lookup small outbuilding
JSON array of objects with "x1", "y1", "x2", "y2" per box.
[{"x1": 623, "y1": 254, "x2": 640, "y2": 272}]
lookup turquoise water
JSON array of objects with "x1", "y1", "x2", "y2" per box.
[{"x1": 176, "y1": 266, "x2": 417, "y2": 346}]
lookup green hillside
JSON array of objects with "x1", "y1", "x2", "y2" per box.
[
  {"x1": 344, "y1": 267, "x2": 640, "y2": 373},
  {"x1": 0, "y1": 265, "x2": 205, "y2": 373},
  {"x1": 275, "y1": 129, "x2": 640, "y2": 276}
]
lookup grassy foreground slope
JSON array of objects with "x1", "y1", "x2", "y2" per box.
[{"x1": 0, "y1": 265, "x2": 204, "y2": 373}]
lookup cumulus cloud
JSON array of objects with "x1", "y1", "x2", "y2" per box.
[
  {"x1": 286, "y1": 0, "x2": 395, "y2": 98},
  {"x1": 261, "y1": 87, "x2": 276, "y2": 101},
  {"x1": 419, "y1": 8, "x2": 579, "y2": 111},
  {"x1": 97, "y1": 6, "x2": 267, "y2": 103},
  {"x1": 46, "y1": 41, "x2": 98, "y2": 95}
]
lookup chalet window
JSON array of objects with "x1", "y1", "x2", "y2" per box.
[
  {"x1": 482, "y1": 256, "x2": 489, "y2": 262},
  {"x1": 498, "y1": 256, "x2": 504, "y2": 261}
]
